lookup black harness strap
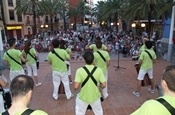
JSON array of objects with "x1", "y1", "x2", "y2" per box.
[
  {"x1": 81, "y1": 66, "x2": 97, "y2": 88},
  {"x1": 6, "y1": 51, "x2": 23, "y2": 67},
  {"x1": 52, "y1": 50, "x2": 65, "y2": 62},
  {"x1": 156, "y1": 98, "x2": 175, "y2": 115},
  {"x1": 97, "y1": 51, "x2": 106, "y2": 62},
  {"x1": 2, "y1": 109, "x2": 34, "y2": 115},
  {"x1": 145, "y1": 50, "x2": 153, "y2": 60},
  {"x1": 28, "y1": 48, "x2": 37, "y2": 61}
]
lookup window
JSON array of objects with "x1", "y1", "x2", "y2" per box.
[
  {"x1": 17, "y1": 15, "x2": 22, "y2": 22},
  {"x1": 8, "y1": 0, "x2": 13, "y2": 6},
  {"x1": 26, "y1": 16, "x2": 30, "y2": 24},
  {"x1": 9, "y1": 10, "x2": 15, "y2": 20}
]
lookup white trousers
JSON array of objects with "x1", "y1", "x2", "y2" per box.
[
  {"x1": 75, "y1": 97, "x2": 103, "y2": 115},
  {"x1": 26, "y1": 63, "x2": 37, "y2": 76},
  {"x1": 102, "y1": 72, "x2": 108, "y2": 98},
  {"x1": 0, "y1": 94, "x2": 5, "y2": 113},
  {"x1": 10, "y1": 69, "x2": 25, "y2": 81},
  {"x1": 52, "y1": 71, "x2": 72, "y2": 99}
]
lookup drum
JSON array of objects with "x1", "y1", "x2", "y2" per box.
[{"x1": 135, "y1": 63, "x2": 151, "y2": 87}]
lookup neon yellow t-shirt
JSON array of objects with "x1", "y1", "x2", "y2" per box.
[
  {"x1": 22, "y1": 48, "x2": 37, "y2": 64},
  {"x1": 89, "y1": 44, "x2": 107, "y2": 52},
  {"x1": 46, "y1": 48, "x2": 70, "y2": 72},
  {"x1": 93, "y1": 50, "x2": 110, "y2": 73},
  {"x1": 131, "y1": 95, "x2": 175, "y2": 115},
  {"x1": 0, "y1": 109, "x2": 48, "y2": 115},
  {"x1": 75, "y1": 65, "x2": 106, "y2": 103},
  {"x1": 139, "y1": 49, "x2": 156, "y2": 70},
  {"x1": 3, "y1": 49, "x2": 23, "y2": 71},
  {"x1": 66, "y1": 48, "x2": 71, "y2": 55}
]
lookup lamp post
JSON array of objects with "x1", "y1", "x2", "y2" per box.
[
  {"x1": 131, "y1": 23, "x2": 136, "y2": 34},
  {"x1": 40, "y1": 24, "x2": 48, "y2": 38}
]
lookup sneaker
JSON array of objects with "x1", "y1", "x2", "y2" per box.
[
  {"x1": 36, "y1": 82, "x2": 42, "y2": 87},
  {"x1": 148, "y1": 88, "x2": 154, "y2": 94},
  {"x1": 53, "y1": 95, "x2": 58, "y2": 100},
  {"x1": 133, "y1": 91, "x2": 140, "y2": 97},
  {"x1": 70, "y1": 81, "x2": 73, "y2": 84},
  {"x1": 67, "y1": 94, "x2": 74, "y2": 100}
]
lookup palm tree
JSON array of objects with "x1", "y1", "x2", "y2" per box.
[
  {"x1": 15, "y1": 0, "x2": 44, "y2": 36},
  {"x1": 41, "y1": 0, "x2": 60, "y2": 32},
  {"x1": 56, "y1": 0, "x2": 69, "y2": 31},
  {"x1": 123, "y1": 0, "x2": 174, "y2": 39},
  {"x1": 68, "y1": 7, "x2": 79, "y2": 30}
]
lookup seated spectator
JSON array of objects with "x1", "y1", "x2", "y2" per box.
[
  {"x1": 131, "y1": 65, "x2": 175, "y2": 115},
  {"x1": 1, "y1": 75, "x2": 48, "y2": 115}
]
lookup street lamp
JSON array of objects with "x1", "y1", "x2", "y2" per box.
[
  {"x1": 131, "y1": 23, "x2": 136, "y2": 28},
  {"x1": 141, "y1": 23, "x2": 146, "y2": 27}
]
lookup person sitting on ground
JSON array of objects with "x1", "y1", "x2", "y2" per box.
[
  {"x1": 131, "y1": 65, "x2": 175, "y2": 115},
  {"x1": 1, "y1": 75, "x2": 48, "y2": 115}
]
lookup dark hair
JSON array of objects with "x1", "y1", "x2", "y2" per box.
[
  {"x1": 83, "y1": 51, "x2": 94, "y2": 64},
  {"x1": 162, "y1": 65, "x2": 175, "y2": 92},
  {"x1": 8, "y1": 38, "x2": 16, "y2": 47},
  {"x1": 95, "y1": 36, "x2": 101, "y2": 42},
  {"x1": 145, "y1": 41, "x2": 152, "y2": 49},
  {"x1": 59, "y1": 40, "x2": 66, "y2": 49},
  {"x1": 52, "y1": 39, "x2": 60, "y2": 48},
  {"x1": 95, "y1": 40, "x2": 102, "y2": 49},
  {"x1": 10, "y1": 75, "x2": 34, "y2": 97},
  {"x1": 24, "y1": 40, "x2": 31, "y2": 54}
]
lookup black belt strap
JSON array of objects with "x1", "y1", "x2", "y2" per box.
[
  {"x1": 97, "y1": 51, "x2": 106, "y2": 62},
  {"x1": 82, "y1": 66, "x2": 97, "y2": 88},
  {"x1": 156, "y1": 98, "x2": 175, "y2": 115},
  {"x1": 145, "y1": 50, "x2": 153, "y2": 60},
  {"x1": 2, "y1": 109, "x2": 34, "y2": 115},
  {"x1": 28, "y1": 48, "x2": 37, "y2": 61},
  {"x1": 52, "y1": 50, "x2": 65, "y2": 62},
  {"x1": 6, "y1": 51, "x2": 23, "y2": 67}
]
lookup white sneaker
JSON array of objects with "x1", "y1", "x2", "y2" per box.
[
  {"x1": 67, "y1": 94, "x2": 74, "y2": 100},
  {"x1": 148, "y1": 88, "x2": 154, "y2": 94},
  {"x1": 36, "y1": 82, "x2": 42, "y2": 87},
  {"x1": 53, "y1": 95, "x2": 58, "y2": 100},
  {"x1": 70, "y1": 81, "x2": 73, "y2": 84},
  {"x1": 133, "y1": 91, "x2": 140, "y2": 97}
]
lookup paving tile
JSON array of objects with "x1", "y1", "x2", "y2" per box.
[{"x1": 1, "y1": 54, "x2": 172, "y2": 115}]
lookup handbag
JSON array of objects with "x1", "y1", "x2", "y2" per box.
[{"x1": 0, "y1": 86, "x2": 12, "y2": 109}]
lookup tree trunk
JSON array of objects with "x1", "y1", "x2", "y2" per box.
[
  {"x1": 50, "y1": 16, "x2": 53, "y2": 33},
  {"x1": 74, "y1": 17, "x2": 77, "y2": 30},
  {"x1": 1, "y1": 0, "x2": 9, "y2": 41},
  {"x1": 147, "y1": 5, "x2": 152, "y2": 40},
  {"x1": 32, "y1": 4, "x2": 37, "y2": 37},
  {"x1": 63, "y1": 17, "x2": 67, "y2": 32}
]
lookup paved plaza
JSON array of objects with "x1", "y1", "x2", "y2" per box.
[{"x1": 2, "y1": 53, "x2": 172, "y2": 115}]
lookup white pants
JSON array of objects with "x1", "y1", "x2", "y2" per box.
[
  {"x1": 75, "y1": 97, "x2": 103, "y2": 115},
  {"x1": 138, "y1": 68, "x2": 153, "y2": 80},
  {"x1": 0, "y1": 94, "x2": 5, "y2": 113},
  {"x1": 26, "y1": 63, "x2": 37, "y2": 76},
  {"x1": 10, "y1": 69, "x2": 25, "y2": 81},
  {"x1": 65, "y1": 61, "x2": 71, "y2": 75},
  {"x1": 102, "y1": 72, "x2": 108, "y2": 98},
  {"x1": 52, "y1": 71, "x2": 72, "y2": 99}
]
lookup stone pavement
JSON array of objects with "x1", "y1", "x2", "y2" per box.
[{"x1": 2, "y1": 54, "x2": 172, "y2": 115}]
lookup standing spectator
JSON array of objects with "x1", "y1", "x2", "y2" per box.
[
  {"x1": 0, "y1": 75, "x2": 8, "y2": 113},
  {"x1": 131, "y1": 65, "x2": 175, "y2": 115},
  {"x1": 133, "y1": 41, "x2": 157, "y2": 97},
  {"x1": 86, "y1": 36, "x2": 108, "y2": 52},
  {"x1": 3, "y1": 38, "x2": 27, "y2": 81},
  {"x1": 22, "y1": 40, "x2": 42, "y2": 86},
  {"x1": 93, "y1": 41, "x2": 110, "y2": 99},
  {"x1": 1, "y1": 75, "x2": 48, "y2": 115},
  {"x1": 74, "y1": 51, "x2": 106, "y2": 115},
  {"x1": 46, "y1": 39, "x2": 73, "y2": 100}
]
